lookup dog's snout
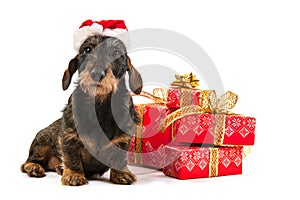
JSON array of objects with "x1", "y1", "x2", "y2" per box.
[{"x1": 91, "y1": 70, "x2": 106, "y2": 82}]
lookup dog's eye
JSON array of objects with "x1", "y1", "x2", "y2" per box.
[
  {"x1": 84, "y1": 47, "x2": 92, "y2": 54},
  {"x1": 112, "y1": 50, "x2": 121, "y2": 58}
]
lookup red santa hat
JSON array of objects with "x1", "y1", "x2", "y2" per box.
[{"x1": 73, "y1": 19, "x2": 129, "y2": 51}]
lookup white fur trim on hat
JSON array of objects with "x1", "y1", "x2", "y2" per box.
[
  {"x1": 73, "y1": 23, "x2": 103, "y2": 51},
  {"x1": 73, "y1": 23, "x2": 129, "y2": 52},
  {"x1": 102, "y1": 28, "x2": 130, "y2": 49}
]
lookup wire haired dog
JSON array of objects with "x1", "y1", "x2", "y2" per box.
[{"x1": 21, "y1": 35, "x2": 143, "y2": 185}]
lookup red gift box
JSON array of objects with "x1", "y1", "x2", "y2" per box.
[
  {"x1": 163, "y1": 145, "x2": 243, "y2": 180},
  {"x1": 174, "y1": 114, "x2": 256, "y2": 145},
  {"x1": 128, "y1": 104, "x2": 173, "y2": 169},
  {"x1": 166, "y1": 88, "x2": 201, "y2": 109},
  {"x1": 160, "y1": 90, "x2": 256, "y2": 146}
]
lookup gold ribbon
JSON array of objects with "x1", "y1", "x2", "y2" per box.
[
  {"x1": 134, "y1": 104, "x2": 145, "y2": 165},
  {"x1": 209, "y1": 148, "x2": 219, "y2": 177},
  {"x1": 159, "y1": 91, "x2": 239, "y2": 145},
  {"x1": 159, "y1": 105, "x2": 205, "y2": 132},
  {"x1": 208, "y1": 90, "x2": 238, "y2": 145},
  {"x1": 180, "y1": 88, "x2": 194, "y2": 107},
  {"x1": 199, "y1": 90, "x2": 238, "y2": 114},
  {"x1": 153, "y1": 88, "x2": 168, "y2": 101},
  {"x1": 132, "y1": 91, "x2": 166, "y2": 105},
  {"x1": 170, "y1": 73, "x2": 200, "y2": 89},
  {"x1": 242, "y1": 146, "x2": 252, "y2": 158}
]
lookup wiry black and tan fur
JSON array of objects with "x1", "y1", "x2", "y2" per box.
[{"x1": 21, "y1": 35, "x2": 143, "y2": 186}]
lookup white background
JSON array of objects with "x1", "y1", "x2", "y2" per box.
[{"x1": 1, "y1": 0, "x2": 299, "y2": 199}]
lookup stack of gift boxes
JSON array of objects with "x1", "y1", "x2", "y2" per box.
[{"x1": 128, "y1": 73, "x2": 256, "y2": 179}]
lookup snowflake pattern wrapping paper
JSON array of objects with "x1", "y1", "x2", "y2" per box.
[
  {"x1": 160, "y1": 89, "x2": 256, "y2": 146},
  {"x1": 163, "y1": 145, "x2": 243, "y2": 180},
  {"x1": 174, "y1": 114, "x2": 256, "y2": 145}
]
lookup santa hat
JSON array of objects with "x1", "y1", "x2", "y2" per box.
[{"x1": 73, "y1": 19, "x2": 129, "y2": 52}]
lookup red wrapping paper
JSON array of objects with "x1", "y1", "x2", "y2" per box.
[
  {"x1": 166, "y1": 88, "x2": 201, "y2": 109},
  {"x1": 163, "y1": 145, "x2": 243, "y2": 180},
  {"x1": 174, "y1": 114, "x2": 256, "y2": 145},
  {"x1": 128, "y1": 104, "x2": 173, "y2": 169}
]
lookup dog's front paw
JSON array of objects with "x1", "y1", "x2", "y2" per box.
[
  {"x1": 61, "y1": 171, "x2": 88, "y2": 186},
  {"x1": 21, "y1": 162, "x2": 45, "y2": 177},
  {"x1": 110, "y1": 168, "x2": 137, "y2": 185}
]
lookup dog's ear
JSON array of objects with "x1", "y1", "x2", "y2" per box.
[
  {"x1": 62, "y1": 56, "x2": 78, "y2": 90},
  {"x1": 127, "y1": 56, "x2": 143, "y2": 94}
]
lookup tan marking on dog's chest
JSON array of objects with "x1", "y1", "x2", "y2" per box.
[{"x1": 47, "y1": 156, "x2": 61, "y2": 170}]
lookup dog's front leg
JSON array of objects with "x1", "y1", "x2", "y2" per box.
[
  {"x1": 60, "y1": 129, "x2": 88, "y2": 186},
  {"x1": 102, "y1": 134, "x2": 137, "y2": 184}
]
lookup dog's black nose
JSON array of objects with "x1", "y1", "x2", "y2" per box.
[{"x1": 91, "y1": 70, "x2": 106, "y2": 82}]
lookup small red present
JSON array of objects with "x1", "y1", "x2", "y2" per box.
[
  {"x1": 165, "y1": 73, "x2": 201, "y2": 109},
  {"x1": 128, "y1": 104, "x2": 173, "y2": 169},
  {"x1": 166, "y1": 88, "x2": 201, "y2": 109},
  {"x1": 163, "y1": 145, "x2": 243, "y2": 180}
]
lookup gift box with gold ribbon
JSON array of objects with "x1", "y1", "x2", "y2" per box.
[
  {"x1": 163, "y1": 145, "x2": 243, "y2": 180},
  {"x1": 159, "y1": 90, "x2": 256, "y2": 146},
  {"x1": 166, "y1": 73, "x2": 201, "y2": 109},
  {"x1": 127, "y1": 104, "x2": 173, "y2": 169},
  {"x1": 128, "y1": 72, "x2": 256, "y2": 173}
]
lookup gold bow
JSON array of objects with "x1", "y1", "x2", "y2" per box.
[
  {"x1": 170, "y1": 73, "x2": 200, "y2": 89},
  {"x1": 200, "y1": 90, "x2": 238, "y2": 114},
  {"x1": 159, "y1": 91, "x2": 239, "y2": 133},
  {"x1": 153, "y1": 88, "x2": 168, "y2": 101}
]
